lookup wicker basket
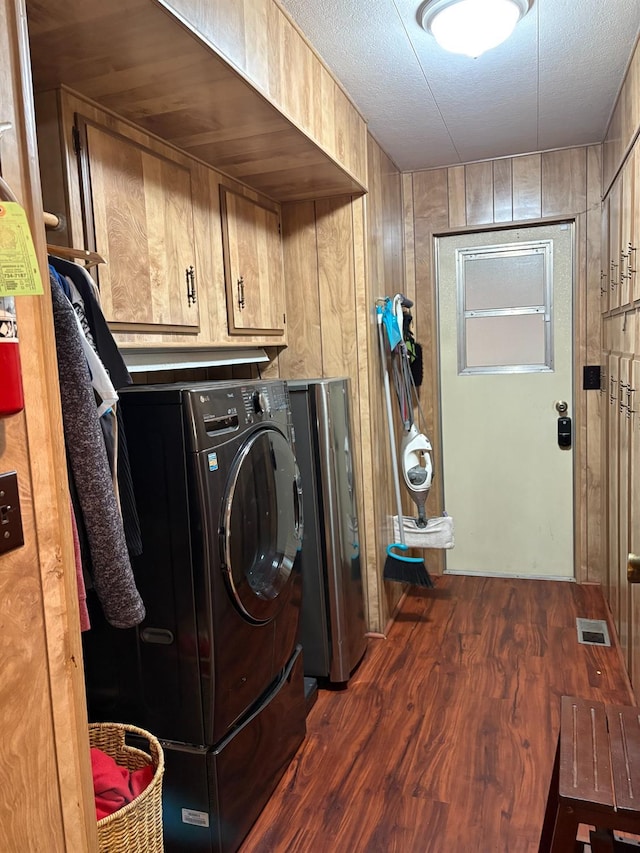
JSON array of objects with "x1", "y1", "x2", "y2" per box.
[{"x1": 89, "y1": 722, "x2": 165, "y2": 853}]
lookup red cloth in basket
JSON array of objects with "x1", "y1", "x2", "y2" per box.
[{"x1": 90, "y1": 746, "x2": 155, "y2": 820}]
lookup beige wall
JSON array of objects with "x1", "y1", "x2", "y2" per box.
[{"x1": 403, "y1": 145, "x2": 603, "y2": 583}]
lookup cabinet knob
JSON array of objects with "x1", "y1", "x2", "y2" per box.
[{"x1": 237, "y1": 276, "x2": 245, "y2": 310}]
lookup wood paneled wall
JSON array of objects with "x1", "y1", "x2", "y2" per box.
[
  {"x1": 277, "y1": 135, "x2": 405, "y2": 633},
  {"x1": 162, "y1": 0, "x2": 368, "y2": 188},
  {"x1": 0, "y1": 1, "x2": 96, "y2": 849},
  {"x1": 601, "y1": 48, "x2": 640, "y2": 699},
  {"x1": 403, "y1": 145, "x2": 603, "y2": 583},
  {"x1": 603, "y1": 34, "x2": 640, "y2": 194}
]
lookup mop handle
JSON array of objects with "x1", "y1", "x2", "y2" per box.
[{"x1": 377, "y1": 305, "x2": 407, "y2": 549}]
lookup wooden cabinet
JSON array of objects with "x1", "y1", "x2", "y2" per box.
[
  {"x1": 601, "y1": 194, "x2": 610, "y2": 313},
  {"x1": 220, "y1": 186, "x2": 286, "y2": 336},
  {"x1": 620, "y1": 151, "x2": 635, "y2": 307},
  {"x1": 27, "y1": 0, "x2": 367, "y2": 202},
  {"x1": 77, "y1": 118, "x2": 199, "y2": 332},
  {"x1": 608, "y1": 178, "x2": 622, "y2": 310}
]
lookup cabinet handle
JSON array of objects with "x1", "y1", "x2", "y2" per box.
[
  {"x1": 237, "y1": 276, "x2": 245, "y2": 310},
  {"x1": 186, "y1": 266, "x2": 197, "y2": 306},
  {"x1": 600, "y1": 269, "x2": 608, "y2": 296},
  {"x1": 610, "y1": 261, "x2": 618, "y2": 290}
]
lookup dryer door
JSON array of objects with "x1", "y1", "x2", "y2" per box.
[{"x1": 221, "y1": 427, "x2": 303, "y2": 623}]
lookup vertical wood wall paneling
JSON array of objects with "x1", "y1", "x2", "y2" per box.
[
  {"x1": 0, "y1": 1, "x2": 96, "y2": 849},
  {"x1": 465, "y1": 161, "x2": 494, "y2": 226},
  {"x1": 409, "y1": 168, "x2": 449, "y2": 577},
  {"x1": 406, "y1": 146, "x2": 600, "y2": 585},
  {"x1": 574, "y1": 211, "x2": 588, "y2": 579},
  {"x1": 585, "y1": 145, "x2": 604, "y2": 583},
  {"x1": 402, "y1": 173, "x2": 417, "y2": 307},
  {"x1": 630, "y1": 353, "x2": 640, "y2": 695},
  {"x1": 541, "y1": 148, "x2": 587, "y2": 218},
  {"x1": 512, "y1": 154, "x2": 542, "y2": 220},
  {"x1": 619, "y1": 353, "x2": 632, "y2": 667},
  {"x1": 351, "y1": 193, "x2": 372, "y2": 630},
  {"x1": 315, "y1": 197, "x2": 356, "y2": 376},
  {"x1": 603, "y1": 36, "x2": 640, "y2": 193},
  {"x1": 447, "y1": 165, "x2": 466, "y2": 228},
  {"x1": 493, "y1": 158, "x2": 513, "y2": 223},
  {"x1": 607, "y1": 343, "x2": 621, "y2": 627},
  {"x1": 364, "y1": 138, "x2": 405, "y2": 626},
  {"x1": 279, "y1": 201, "x2": 323, "y2": 377},
  {"x1": 276, "y1": 134, "x2": 405, "y2": 633}
]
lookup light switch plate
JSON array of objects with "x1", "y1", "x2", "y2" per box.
[{"x1": 0, "y1": 471, "x2": 24, "y2": 555}]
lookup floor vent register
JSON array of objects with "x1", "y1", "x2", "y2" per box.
[{"x1": 576, "y1": 618, "x2": 611, "y2": 647}]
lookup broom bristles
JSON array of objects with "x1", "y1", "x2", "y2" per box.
[{"x1": 384, "y1": 552, "x2": 434, "y2": 588}]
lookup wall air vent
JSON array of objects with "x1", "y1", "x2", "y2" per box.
[{"x1": 576, "y1": 618, "x2": 611, "y2": 647}]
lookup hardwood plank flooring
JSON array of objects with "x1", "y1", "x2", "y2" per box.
[{"x1": 240, "y1": 576, "x2": 635, "y2": 853}]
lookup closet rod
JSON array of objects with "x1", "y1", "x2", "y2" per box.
[{"x1": 43, "y1": 210, "x2": 64, "y2": 230}]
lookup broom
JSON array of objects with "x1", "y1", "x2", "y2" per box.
[{"x1": 377, "y1": 303, "x2": 434, "y2": 588}]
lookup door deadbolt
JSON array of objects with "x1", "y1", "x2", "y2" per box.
[{"x1": 555, "y1": 401, "x2": 568, "y2": 415}]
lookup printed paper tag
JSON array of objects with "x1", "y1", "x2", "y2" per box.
[
  {"x1": 0, "y1": 202, "x2": 44, "y2": 296},
  {"x1": 181, "y1": 808, "x2": 210, "y2": 827}
]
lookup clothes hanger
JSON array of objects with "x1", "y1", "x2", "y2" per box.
[
  {"x1": 47, "y1": 244, "x2": 107, "y2": 269},
  {"x1": 43, "y1": 210, "x2": 107, "y2": 268},
  {"x1": 0, "y1": 175, "x2": 107, "y2": 268}
]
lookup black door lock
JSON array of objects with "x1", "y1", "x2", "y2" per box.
[{"x1": 557, "y1": 416, "x2": 572, "y2": 449}]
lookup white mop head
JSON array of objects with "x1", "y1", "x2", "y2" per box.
[{"x1": 393, "y1": 514, "x2": 455, "y2": 549}]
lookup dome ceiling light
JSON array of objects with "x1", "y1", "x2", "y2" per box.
[{"x1": 419, "y1": 0, "x2": 532, "y2": 58}]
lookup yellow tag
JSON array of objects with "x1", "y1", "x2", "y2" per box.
[{"x1": 0, "y1": 202, "x2": 44, "y2": 296}]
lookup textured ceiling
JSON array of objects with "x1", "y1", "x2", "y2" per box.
[{"x1": 279, "y1": 0, "x2": 640, "y2": 171}]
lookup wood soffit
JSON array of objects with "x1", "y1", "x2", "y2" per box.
[{"x1": 26, "y1": 0, "x2": 366, "y2": 202}]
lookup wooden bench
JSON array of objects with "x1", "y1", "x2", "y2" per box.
[{"x1": 539, "y1": 695, "x2": 640, "y2": 852}]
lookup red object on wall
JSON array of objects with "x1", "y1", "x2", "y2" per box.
[
  {"x1": 0, "y1": 296, "x2": 24, "y2": 416},
  {"x1": 0, "y1": 339, "x2": 24, "y2": 416}
]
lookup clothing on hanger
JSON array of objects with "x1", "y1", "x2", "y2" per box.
[
  {"x1": 49, "y1": 270, "x2": 145, "y2": 629},
  {"x1": 48, "y1": 255, "x2": 143, "y2": 557}
]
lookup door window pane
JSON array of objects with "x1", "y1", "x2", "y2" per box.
[
  {"x1": 465, "y1": 314, "x2": 546, "y2": 367},
  {"x1": 457, "y1": 241, "x2": 552, "y2": 374},
  {"x1": 464, "y1": 252, "x2": 545, "y2": 310}
]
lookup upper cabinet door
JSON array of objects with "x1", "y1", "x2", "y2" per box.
[
  {"x1": 77, "y1": 118, "x2": 199, "y2": 332},
  {"x1": 220, "y1": 187, "x2": 286, "y2": 336}
]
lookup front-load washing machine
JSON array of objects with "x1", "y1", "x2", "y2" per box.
[{"x1": 82, "y1": 379, "x2": 306, "y2": 853}]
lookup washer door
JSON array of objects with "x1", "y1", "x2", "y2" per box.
[{"x1": 221, "y1": 427, "x2": 303, "y2": 623}]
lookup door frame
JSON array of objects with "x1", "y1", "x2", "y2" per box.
[
  {"x1": 434, "y1": 221, "x2": 576, "y2": 578},
  {"x1": 428, "y1": 217, "x2": 588, "y2": 582}
]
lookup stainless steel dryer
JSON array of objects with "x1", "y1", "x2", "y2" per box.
[{"x1": 82, "y1": 379, "x2": 306, "y2": 853}]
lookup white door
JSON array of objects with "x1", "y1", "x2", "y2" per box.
[{"x1": 436, "y1": 223, "x2": 574, "y2": 578}]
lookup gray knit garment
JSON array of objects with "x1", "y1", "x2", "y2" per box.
[{"x1": 50, "y1": 273, "x2": 145, "y2": 628}]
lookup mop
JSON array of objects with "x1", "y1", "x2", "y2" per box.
[
  {"x1": 377, "y1": 299, "x2": 434, "y2": 588},
  {"x1": 377, "y1": 295, "x2": 454, "y2": 587}
]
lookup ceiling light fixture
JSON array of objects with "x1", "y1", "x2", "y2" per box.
[{"x1": 419, "y1": 0, "x2": 532, "y2": 58}]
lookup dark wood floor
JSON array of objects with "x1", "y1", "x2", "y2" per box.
[{"x1": 240, "y1": 575, "x2": 635, "y2": 853}]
